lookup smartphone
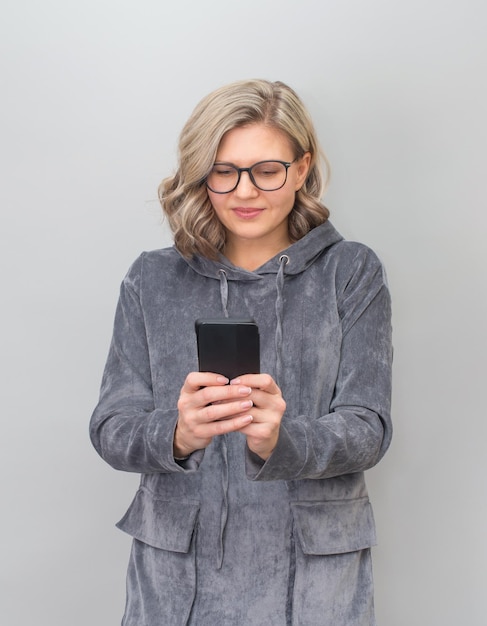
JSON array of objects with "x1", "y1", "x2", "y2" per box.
[{"x1": 195, "y1": 318, "x2": 260, "y2": 381}]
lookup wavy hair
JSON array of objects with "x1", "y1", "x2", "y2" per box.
[{"x1": 159, "y1": 79, "x2": 330, "y2": 259}]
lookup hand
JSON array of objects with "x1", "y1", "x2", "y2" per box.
[
  {"x1": 230, "y1": 374, "x2": 286, "y2": 461},
  {"x1": 174, "y1": 372, "x2": 254, "y2": 458}
]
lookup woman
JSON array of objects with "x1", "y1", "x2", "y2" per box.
[{"x1": 90, "y1": 79, "x2": 392, "y2": 625}]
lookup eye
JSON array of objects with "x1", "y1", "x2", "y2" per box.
[
  {"x1": 254, "y1": 162, "x2": 281, "y2": 177},
  {"x1": 213, "y1": 165, "x2": 235, "y2": 177}
]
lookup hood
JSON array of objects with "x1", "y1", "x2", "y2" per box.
[{"x1": 181, "y1": 220, "x2": 343, "y2": 281}]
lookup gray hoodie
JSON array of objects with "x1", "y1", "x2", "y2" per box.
[{"x1": 90, "y1": 220, "x2": 392, "y2": 625}]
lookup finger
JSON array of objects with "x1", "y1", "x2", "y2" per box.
[
  {"x1": 244, "y1": 387, "x2": 286, "y2": 411},
  {"x1": 181, "y1": 371, "x2": 229, "y2": 393},
  {"x1": 177, "y1": 385, "x2": 253, "y2": 428},
  {"x1": 198, "y1": 383, "x2": 252, "y2": 407},
  {"x1": 201, "y1": 398, "x2": 253, "y2": 423},
  {"x1": 230, "y1": 373, "x2": 281, "y2": 394},
  {"x1": 207, "y1": 413, "x2": 253, "y2": 436},
  {"x1": 239, "y1": 404, "x2": 284, "y2": 427},
  {"x1": 182, "y1": 412, "x2": 253, "y2": 443}
]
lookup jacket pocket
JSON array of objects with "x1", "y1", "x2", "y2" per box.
[
  {"x1": 291, "y1": 497, "x2": 377, "y2": 555},
  {"x1": 116, "y1": 487, "x2": 200, "y2": 553}
]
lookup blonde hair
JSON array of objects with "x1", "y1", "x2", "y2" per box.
[{"x1": 159, "y1": 79, "x2": 330, "y2": 259}]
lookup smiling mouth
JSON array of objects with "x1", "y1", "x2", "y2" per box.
[{"x1": 232, "y1": 207, "x2": 264, "y2": 219}]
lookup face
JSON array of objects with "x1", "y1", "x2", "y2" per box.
[{"x1": 207, "y1": 123, "x2": 310, "y2": 258}]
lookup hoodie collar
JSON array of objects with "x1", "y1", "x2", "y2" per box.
[{"x1": 181, "y1": 220, "x2": 343, "y2": 280}]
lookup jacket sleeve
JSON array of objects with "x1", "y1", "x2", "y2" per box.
[
  {"x1": 246, "y1": 245, "x2": 393, "y2": 481},
  {"x1": 89, "y1": 255, "x2": 203, "y2": 474}
]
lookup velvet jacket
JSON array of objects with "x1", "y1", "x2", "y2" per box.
[{"x1": 90, "y1": 220, "x2": 393, "y2": 625}]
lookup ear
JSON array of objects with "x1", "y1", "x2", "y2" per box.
[{"x1": 294, "y1": 152, "x2": 311, "y2": 190}]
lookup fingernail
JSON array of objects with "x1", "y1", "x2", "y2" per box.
[
  {"x1": 217, "y1": 376, "x2": 229, "y2": 384},
  {"x1": 240, "y1": 400, "x2": 253, "y2": 409},
  {"x1": 238, "y1": 386, "x2": 252, "y2": 395},
  {"x1": 242, "y1": 415, "x2": 253, "y2": 424},
  {"x1": 230, "y1": 377, "x2": 241, "y2": 385}
]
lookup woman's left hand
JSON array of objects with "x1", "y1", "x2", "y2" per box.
[{"x1": 229, "y1": 374, "x2": 286, "y2": 460}]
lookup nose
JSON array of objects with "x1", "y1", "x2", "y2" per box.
[{"x1": 234, "y1": 171, "x2": 259, "y2": 197}]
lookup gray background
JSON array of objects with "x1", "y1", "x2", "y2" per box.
[{"x1": 1, "y1": 1, "x2": 486, "y2": 624}]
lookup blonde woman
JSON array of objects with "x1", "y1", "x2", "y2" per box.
[{"x1": 90, "y1": 79, "x2": 393, "y2": 626}]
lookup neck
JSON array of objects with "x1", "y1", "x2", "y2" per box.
[{"x1": 224, "y1": 235, "x2": 292, "y2": 271}]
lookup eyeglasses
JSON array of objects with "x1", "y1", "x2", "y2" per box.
[{"x1": 206, "y1": 159, "x2": 296, "y2": 194}]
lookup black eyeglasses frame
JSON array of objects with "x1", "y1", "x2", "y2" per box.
[{"x1": 205, "y1": 159, "x2": 297, "y2": 194}]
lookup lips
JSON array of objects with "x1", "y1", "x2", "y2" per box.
[{"x1": 232, "y1": 207, "x2": 265, "y2": 219}]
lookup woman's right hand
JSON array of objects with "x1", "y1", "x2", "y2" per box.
[{"x1": 173, "y1": 372, "x2": 254, "y2": 458}]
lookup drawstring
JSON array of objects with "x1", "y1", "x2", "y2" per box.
[
  {"x1": 218, "y1": 269, "x2": 229, "y2": 318},
  {"x1": 216, "y1": 268, "x2": 229, "y2": 568},
  {"x1": 216, "y1": 434, "x2": 229, "y2": 569},
  {"x1": 214, "y1": 256, "x2": 289, "y2": 568},
  {"x1": 275, "y1": 255, "x2": 289, "y2": 386}
]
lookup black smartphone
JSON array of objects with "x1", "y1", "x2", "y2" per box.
[{"x1": 195, "y1": 318, "x2": 260, "y2": 381}]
